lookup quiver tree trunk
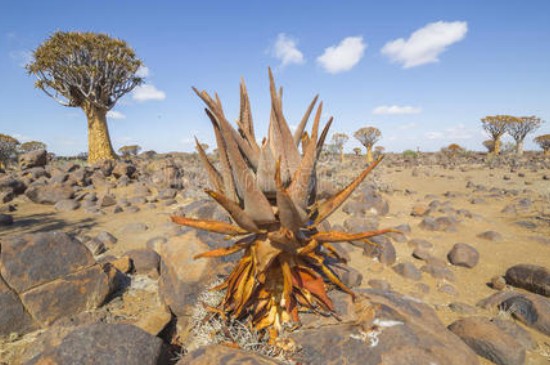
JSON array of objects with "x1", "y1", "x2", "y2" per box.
[
  {"x1": 493, "y1": 138, "x2": 501, "y2": 155},
  {"x1": 84, "y1": 105, "x2": 117, "y2": 163},
  {"x1": 545, "y1": 149, "x2": 550, "y2": 156},
  {"x1": 366, "y1": 145, "x2": 373, "y2": 163},
  {"x1": 515, "y1": 140, "x2": 524, "y2": 156}
]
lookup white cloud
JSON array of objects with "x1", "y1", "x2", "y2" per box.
[
  {"x1": 136, "y1": 65, "x2": 150, "y2": 78},
  {"x1": 271, "y1": 33, "x2": 305, "y2": 67},
  {"x1": 381, "y1": 21, "x2": 467, "y2": 68},
  {"x1": 132, "y1": 84, "x2": 166, "y2": 102},
  {"x1": 107, "y1": 110, "x2": 126, "y2": 120},
  {"x1": 317, "y1": 36, "x2": 366, "y2": 74},
  {"x1": 373, "y1": 105, "x2": 422, "y2": 115}
]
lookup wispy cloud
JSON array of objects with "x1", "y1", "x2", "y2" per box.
[
  {"x1": 270, "y1": 33, "x2": 305, "y2": 67},
  {"x1": 9, "y1": 50, "x2": 32, "y2": 67},
  {"x1": 132, "y1": 84, "x2": 166, "y2": 102},
  {"x1": 317, "y1": 36, "x2": 366, "y2": 74},
  {"x1": 381, "y1": 21, "x2": 467, "y2": 68},
  {"x1": 425, "y1": 131, "x2": 444, "y2": 140},
  {"x1": 107, "y1": 110, "x2": 126, "y2": 120},
  {"x1": 136, "y1": 65, "x2": 150, "y2": 78},
  {"x1": 424, "y1": 124, "x2": 476, "y2": 141},
  {"x1": 373, "y1": 105, "x2": 422, "y2": 115}
]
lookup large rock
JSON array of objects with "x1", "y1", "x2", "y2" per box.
[
  {"x1": 1, "y1": 231, "x2": 95, "y2": 292},
  {"x1": 112, "y1": 161, "x2": 137, "y2": 179},
  {"x1": 19, "y1": 149, "x2": 47, "y2": 170},
  {"x1": 448, "y1": 317, "x2": 525, "y2": 365},
  {"x1": 0, "y1": 175, "x2": 27, "y2": 195},
  {"x1": 291, "y1": 289, "x2": 479, "y2": 365},
  {"x1": 27, "y1": 323, "x2": 166, "y2": 365},
  {"x1": 0, "y1": 232, "x2": 109, "y2": 331},
  {"x1": 505, "y1": 264, "x2": 549, "y2": 297},
  {"x1": 159, "y1": 234, "x2": 218, "y2": 318},
  {"x1": 177, "y1": 345, "x2": 283, "y2": 365},
  {"x1": 478, "y1": 292, "x2": 550, "y2": 336},
  {"x1": 0, "y1": 277, "x2": 36, "y2": 337},
  {"x1": 25, "y1": 183, "x2": 74, "y2": 204},
  {"x1": 20, "y1": 265, "x2": 109, "y2": 326}
]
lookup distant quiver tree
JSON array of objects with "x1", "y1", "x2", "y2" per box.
[
  {"x1": 534, "y1": 134, "x2": 550, "y2": 156},
  {"x1": 481, "y1": 115, "x2": 514, "y2": 155},
  {"x1": 354, "y1": 126, "x2": 381, "y2": 163},
  {"x1": 506, "y1": 116, "x2": 543, "y2": 155}
]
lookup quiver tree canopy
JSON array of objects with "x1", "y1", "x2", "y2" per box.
[{"x1": 27, "y1": 32, "x2": 142, "y2": 110}]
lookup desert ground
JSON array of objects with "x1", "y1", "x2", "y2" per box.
[{"x1": 0, "y1": 150, "x2": 549, "y2": 364}]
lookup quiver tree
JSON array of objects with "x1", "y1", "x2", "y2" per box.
[
  {"x1": 118, "y1": 144, "x2": 142, "y2": 157},
  {"x1": 171, "y1": 69, "x2": 391, "y2": 339},
  {"x1": 481, "y1": 115, "x2": 515, "y2": 155},
  {"x1": 0, "y1": 134, "x2": 20, "y2": 169},
  {"x1": 331, "y1": 132, "x2": 349, "y2": 162},
  {"x1": 353, "y1": 147, "x2": 361, "y2": 156},
  {"x1": 506, "y1": 116, "x2": 543, "y2": 155},
  {"x1": 19, "y1": 141, "x2": 47, "y2": 153},
  {"x1": 534, "y1": 134, "x2": 550, "y2": 156},
  {"x1": 27, "y1": 31, "x2": 143, "y2": 163},
  {"x1": 354, "y1": 126, "x2": 381, "y2": 163}
]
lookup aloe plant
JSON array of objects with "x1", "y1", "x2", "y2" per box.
[{"x1": 172, "y1": 69, "x2": 391, "y2": 339}]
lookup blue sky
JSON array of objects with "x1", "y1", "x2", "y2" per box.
[{"x1": 1, "y1": 0, "x2": 549, "y2": 155}]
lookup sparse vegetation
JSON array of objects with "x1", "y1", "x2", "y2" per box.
[
  {"x1": 354, "y1": 126, "x2": 381, "y2": 163},
  {"x1": 0, "y1": 133, "x2": 20, "y2": 169},
  {"x1": 402, "y1": 149, "x2": 417, "y2": 158},
  {"x1": 118, "y1": 144, "x2": 142, "y2": 157},
  {"x1": 27, "y1": 31, "x2": 143, "y2": 164},
  {"x1": 19, "y1": 140, "x2": 47, "y2": 153}
]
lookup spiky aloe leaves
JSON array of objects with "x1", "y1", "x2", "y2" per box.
[{"x1": 173, "y1": 69, "x2": 388, "y2": 338}]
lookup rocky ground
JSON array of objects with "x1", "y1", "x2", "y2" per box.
[{"x1": 0, "y1": 149, "x2": 549, "y2": 365}]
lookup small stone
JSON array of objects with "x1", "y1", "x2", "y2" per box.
[
  {"x1": 393, "y1": 262, "x2": 422, "y2": 281},
  {"x1": 125, "y1": 249, "x2": 160, "y2": 275},
  {"x1": 54, "y1": 199, "x2": 80, "y2": 211},
  {"x1": 490, "y1": 276, "x2": 507, "y2": 290},
  {"x1": 95, "y1": 231, "x2": 118, "y2": 246},
  {"x1": 447, "y1": 243, "x2": 479, "y2": 268},
  {"x1": 367, "y1": 279, "x2": 391, "y2": 290},
  {"x1": 477, "y1": 230, "x2": 503, "y2": 241},
  {"x1": 98, "y1": 193, "x2": 117, "y2": 207}
]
